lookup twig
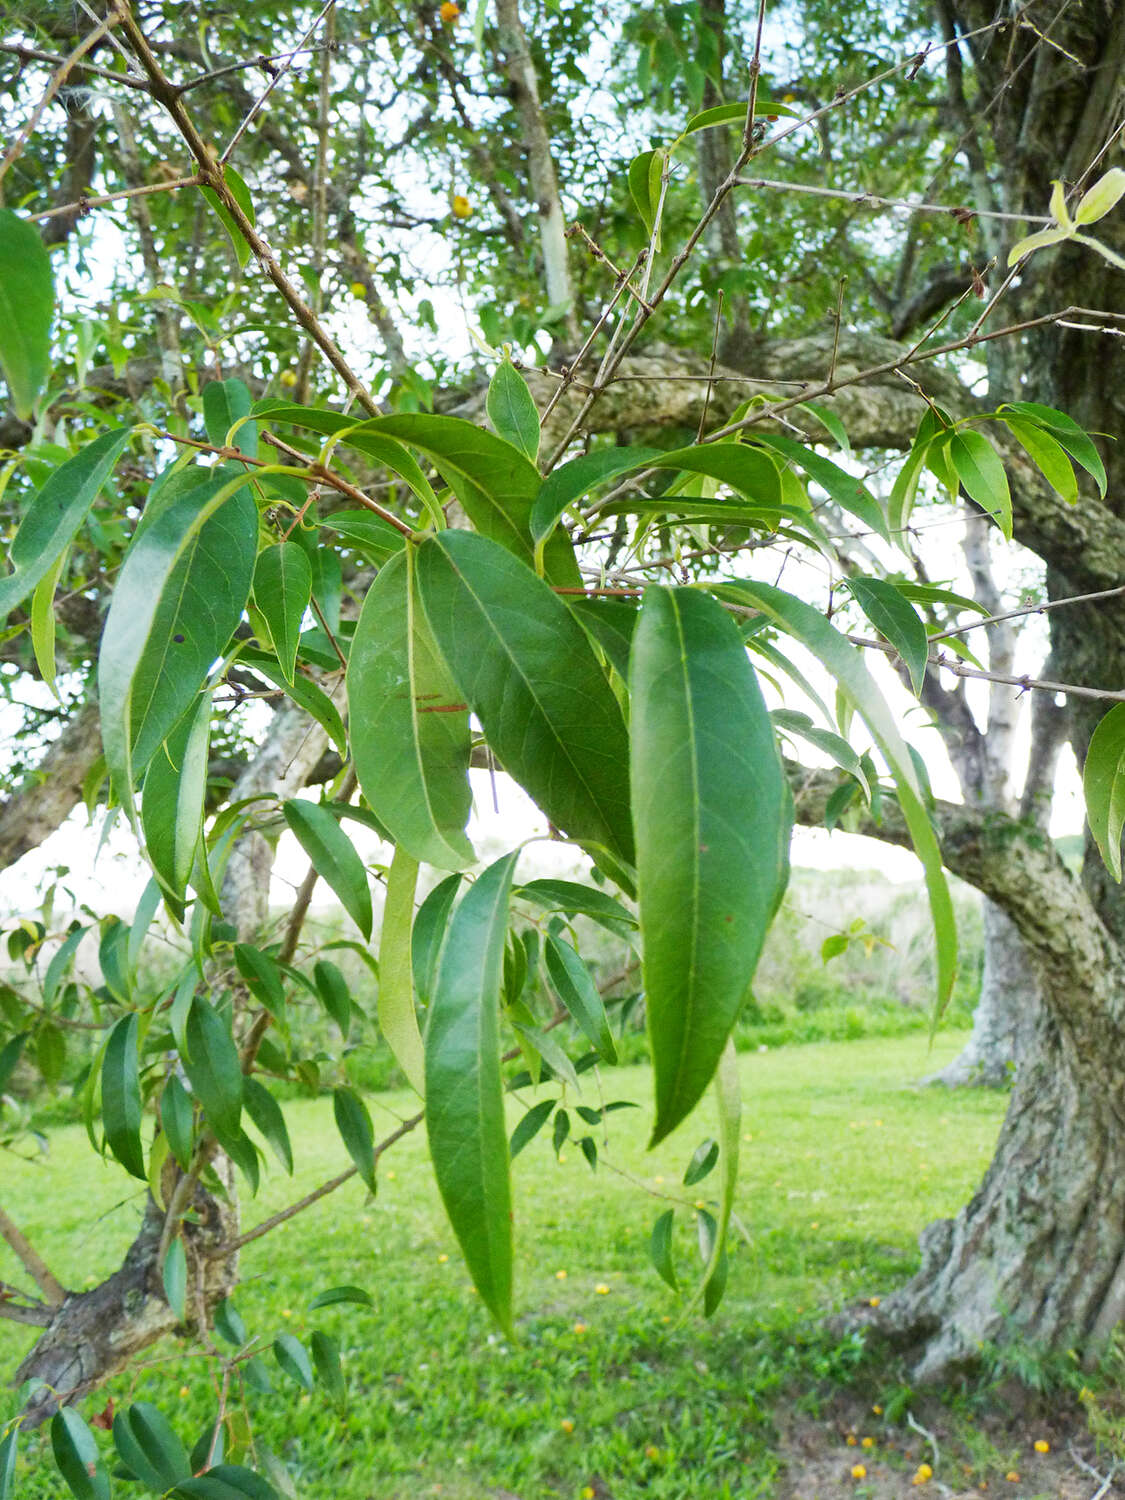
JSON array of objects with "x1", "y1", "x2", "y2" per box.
[
  {"x1": 846, "y1": 632, "x2": 1125, "y2": 702},
  {"x1": 0, "y1": 41, "x2": 147, "y2": 90},
  {"x1": 178, "y1": 43, "x2": 335, "y2": 96},
  {"x1": 905, "y1": 1410, "x2": 940, "y2": 1471},
  {"x1": 927, "y1": 584, "x2": 1125, "y2": 643},
  {"x1": 26, "y1": 175, "x2": 203, "y2": 225},
  {"x1": 1066, "y1": 1441, "x2": 1120, "y2": 1500},
  {"x1": 736, "y1": 176, "x2": 1051, "y2": 225},
  {"x1": 697, "y1": 290, "x2": 725, "y2": 442},
  {"x1": 219, "y1": 0, "x2": 337, "y2": 163},
  {"x1": 0, "y1": 1204, "x2": 65, "y2": 1306}
]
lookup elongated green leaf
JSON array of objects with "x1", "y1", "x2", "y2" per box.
[
  {"x1": 0, "y1": 1033, "x2": 27, "y2": 1095},
  {"x1": 531, "y1": 447, "x2": 662, "y2": 544},
  {"x1": 649, "y1": 1208, "x2": 678, "y2": 1289},
  {"x1": 175, "y1": 1464, "x2": 277, "y2": 1500},
  {"x1": 487, "y1": 360, "x2": 540, "y2": 462},
  {"x1": 771, "y1": 709, "x2": 871, "y2": 798},
  {"x1": 722, "y1": 579, "x2": 957, "y2": 1013},
  {"x1": 543, "y1": 935, "x2": 617, "y2": 1062},
  {"x1": 950, "y1": 429, "x2": 1012, "y2": 538},
  {"x1": 0, "y1": 428, "x2": 132, "y2": 620},
  {"x1": 412, "y1": 873, "x2": 461, "y2": 1006},
  {"x1": 161, "y1": 1073, "x2": 195, "y2": 1171},
  {"x1": 282, "y1": 800, "x2": 373, "y2": 939},
  {"x1": 628, "y1": 149, "x2": 666, "y2": 240},
  {"x1": 509, "y1": 1098, "x2": 555, "y2": 1160},
  {"x1": 273, "y1": 1333, "x2": 314, "y2": 1390},
  {"x1": 891, "y1": 582, "x2": 990, "y2": 616},
  {"x1": 347, "y1": 550, "x2": 474, "y2": 870},
  {"x1": 30, "y1": 544, "x2": 67, "y2": 699},
  {"x1": 1001, "y1": 400, "x2": 1107, "y2": 495},
  {"x1": 680, "y1": 97, "x2": 796, "y2": 135},
  {"x1": 683, "y1": 1138, "x2": 719, "y2": 1186},
  {"x1": 163, "y1": 1236, "x2": 187, "y2": 1320},
  {"x1": 203, "y1": 378, "x2": 257, "y2": 457},
  {"x1": 99, "y1": 474, "x2": 258, "y2": 812},
  {"x1": 566, "y1": 596, "x2": 640, "y2": 680},
  {"x1": 307, "y1": 1285, "x2": 372, "y2": 1310},
  {"x1": 378, "y1": 846, "x2": 426, "y2": 1094},
  {"x1": 44, "y1": 926, "x2": 85, "y2": 1006},
  {"x1": 632, "y1": 587, "x2": 789, "y2": 1143},
  {"x1": 310, "y1": 1330, "x2": 346, "y2": 1405},
  {"x1": 425, "y1": 851, "x2": 519, "y2": 1334},
  {"x1": 1000, "y1": 415, "x2": 1078, "y2": 504},
  {"x1": 142, "y1": 691, "x2": 214, "y2": 902},
  {"x1": 0, "y1": 209, "x2": 53, "y2": 419},
  {"x1": 102, "y1": 1012, "x2": 146, "y2": 1179},
  {"x1": 699, "y1": 1041, "x2": 739, "y2": 1316},
  {"x1": 200, "y1": 165, "x2": 256, "y2": 269},
  {"x1": 253, "y1": 544, "x2": 312, "y2": 684},
  {"x1": 325, "y1": 509, "x2": 407, "y2": 563},
  {"x1": 333, "y1": 1086, "x2": 377, "y2": 1192},
  {"x1": 0, "y1": 1427, "x2": 18, "y2": 1500},
  {"x1": 846, "y1": 577, "x2": 929, "y2": 695},
  {"x1": 113, "y1": 1404, "x2": 191, "y2": 1493},
  {"x1": 244, "y1": 1077, "x2": 293, "y2": 1173},
  {"x1": 750, "y1": 432, "x2": 888, "y2": 540},
  {"x1": 313, "y1": 960, "x2": 351, "y2": 1036},
  {"x1": 517, "y1": 878, "x2": 637, "y2": 931},
  {"x1": 640, "y1": 442, "x2": 782, "y2": 510},
  {"x1": 1083, "y1": 703, "x2": 1125, "y2": 881},
  {"x1": 238, "y1": 647, "x2": 347, "y2": 758},
  {"x1": 51, "y1": 1409, "x2": 110, "y2": 1500},
  {"x1": 234, "y1": 944, "x2": 287, "y2": 1023},
  {"x1": 416, "y1": 532, "x2": 634, "y2": 865},
  {"x1": 183, "y1": 997, "x2": 242, "y2": 1139}
]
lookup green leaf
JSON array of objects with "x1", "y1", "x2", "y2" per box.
[
  {"x1": 681, "y1": 97, "x2": 796, "y2": 136},
  {"x1": 307, "y1": 1285, "x2": 372, "y2": 1310},
  {"x1": 282, "y1": 800, "x2": 373, "y2": 940},
  {"x1": 142, "y1": 691, "x2": 214, "y2": 903},
  {"x1": 509, "y1": 1098, "x2": 555, "y2": 1160},
  {"x1": 175, "y1": 1464, "x2": 277, "y2": 1500},
  {"x1": 272, "y1": 1334, "x2": 314, "y2": 1391},
  {"x1": 543, "y1": 935, "x2": 617, "y2": 1062},
  {"x1": 628, "y1": 149, "x2": 666, "y2": 241},
  {"x1": 1083, "y1": 703, "x2": 1125, "y2": 881},
  {"x1": 890, "y1": 582, "x2": 990, "y2": 616},
  {"x1": 415, "y1": 532, "x2": 634, "y2": 865},
  {"x1": 1000, "y1": 416, "x2": 1078, "y2": 505},
  {"x1": 846, "y1": 577, "x2": 929, "y2": 695},
  {"x1": 530, "y1": 447, "x2": 662, "y2": 544},
  {"x1": 649, "y1": 1209, "x2": 678, "y2": 1290},
  {"x1": 44, "y1": 926, "x2": 85, "y2": 1006},
  {"x1": 102, "y1": 1012, "x2": 146, "y2": 1179},
  {"x1": 200, "y1": 165, "x2": 256, "y2": 269},
  {"x1": 163, "y1": 1235, "x2": 187, "y2": 1320},
  {"x1": 238, "y1": 647, "x2": 347, "y2": 758},
  {"x1": 234, "y1": 944, "x2": 287, "y2": 1024},
  {"x1": 183, "y1": 996, "x2": 243, "y2": 1140},
  {"x1": 631, "y1": 587, "x2": 789, "y2": 1144},
  {"x1": 425, "y1": 851, "x2": 519, "y2": 1334},
  {"x1": 517, "y1": 878, "x2": 637, "y2": 932},
  {"x1": 213, "y1": 1298, "x2": 248, "y2": 1347},
  {"x1": 310, "y1": 1330, "x2": 346, "y2": 1406},
  {"x1": 244, "y1": 1077, "x2": 294, "y2": 1174},
  {"x1": 203, "y1": 378, "x2": 258, "y2": 457},
  {"x1": 113, "y1": 1404, "x2": 191, "y2": 1493},
  {"x1": 0, "y1": 1032, "x2": 27, "y2": 1094},
  {"x1": 253, "y1": 545, "x2": 312, "y2": 684},
  {"x1": 29, "y1": 545, "x2": 67, "y2": 699},
  {"x1": 701, "y1": 1041, "x2": 739, "y2": 1315},
  {"x1": 325, "y1": 509, "x2": 407, "y2": 563},
  {"x1": 770, "y1": 710, "x2": 871, "y2": 798},
  {"x1": 683, "y1": 1137, "x2": 719, "y2": 1186},
  {"x1": 721, "y1": 580, "x2": 958, "y2": 1015},
  {"x1": 378, "y1": 846, "x2": 426, "y2": 1095},
  {"x1": 99, "y1": 473, "x2": 258, "y2": 813},
  {"x1": 566, "y1": 596, "x2": 640, "y2": 680},
  {"x1": 51, "y1": 1409, "x2": 110, "y2": 1500},
  {"x1": 347, "y1": 550, "x2": 474, "y2": 870},
  {"x1": 950, "y1": 430, "x2": 1012, "y2": 539},
  {"x1": 750, "y1": 433, "x2": 888, "y2": 540},
  {"x1": 0, "y1": 1427, "x2": 18, "y2": 1500},
  {"x1": 0, "y1": 208, "x2": 54, "y2": 419},
  {"x1": 635, "y1": 442, "x2": 782, "y2": 510},
  {"x1": 313, "y1": 960, "x2": 351, "y2": 1037},
  {"x1": 0, "y1": 428, "x2": 132, "y2": 620},
  {"x1": 1001, "y1": 401, "x2": 1106, "y2": 496},
  {"x1": 161, "y1": 1073, "x2": 195, "y2": 1172},
  {"x1": 412, "y1": 873, "x2": 461, "y2": 1007},
  {"x1": 333, "y1": 1086, "x2": 377, "y2": 1192},
  {"x1": 487, "y1": 359, "x2": 540, "y2": 462}
]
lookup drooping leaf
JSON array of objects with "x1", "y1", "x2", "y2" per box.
[
  {"x1": 516, "y1": 878, "x2": 637, "y2": 931},
  {"x1": 282, "y1": 799, "x2": 373, "y2": 939},
  {"x1": 102, "y1": 1012, "x2": 146, "y2": 1180},
  {"x1": 487, "y1": 359, "x2": 540, "y2": 462},
  {"x1": 628, "y1": 149, "x2": 666, "y2": 241},
  {"x1": 99, "y1": 473, "x2": 258, "y2": 812},
  {"x1": 347, "y1": 550, "x2": 474, "y2": 870},
  {"x1": 0, "y1": 1427, "x2": 17, "y2": 1500},
  {"x1": 244, "y1": 1077, "x2": 294, "y2": 1174},
  {"x1": 680, "y1": 96, "x2": 796, "y2": 135},
  {"x1": 509, "y1": 1098, "x2": 556, "y2": 1160},
  {"x1": 252, "y1": 544, "x2": 312, "y2": 684},
  {"x1": 1001, "y1": 416, "x2": 1079, "y2": 505},
  {"x1": 272, "y1": 1334, "x2": 314, "y2": 1390},
  {"x1": 237, "y1": 647, "x2": 347, "y2": 758},
  {"x1": 199, "y1": 164, "x2": 257, "y2": 269},
  {"x1": 530, "y1": 447, "x2": 662, "y2": 544},
  {"x1": 415, "y1": 532, "x2": 634, "y2": 865},
  {"x1": 412, "y1": 873, "x2": 462, "y2": 1007},
  {"x1": 0, "y1": 428, "x2": 132, "y2": 620},
  {"x1": 0, "y1": 208, "x2": 54, "y2": 419},
  {"x1": 310, "y1": 1330, "x2": 347, "y2": 1406},
  {"x1": 543, "y1": 935, "x2": 617, "y2": 1062},
  {"x1": 631, "y1": 586, "x2": 789, "y2": 1143},
  {"x1": 649, "y1": 1208, "x2": 678, "y2": 1289},
  {"x1": 683, "y1": 1138, "x2": 719, "y2": 1186},
  {"x1": 161, "y1": 1073, "x2": 195, "y2": 1172},
  {"x1": 325, "y1": 509, "x2": 407, "y2": 563},
  {"x1": 202, "y1": 378, "x2": 258, "y2": 457},
  {"x1": 29, "y1": 545, "x2": 67, "y2": 699},
  {"x1": 163, "y1": 1236, "x2": 187, "y2": 1320},
  {"x1": 1083, "y1": 703, "x2": 1125, "y2": 881},
  {"x1": 332, "y1": 1086, "x2": 377, "y2": 1193},
  {"x1": 313, "y1": 960, "x2": 351, "y2": 1037},
  {"x1": 378, "y1": 846, "x2": 426, "y2": 1095},
  {"x1": 113, "y1": 1404, "x2": 191, "y2": 1494},
  {"x1": 183, "y1": 997, "x2": 243, "y2": 1140},
  {"x1": 142, "y1": 690, "x2": 214, "y2": 903},
  {"x1": 566, "y1": 596, "x2": 640, "y2": 680},
  {"x1": 845, "y1": 577, "x2": 929, "y2": 696},
  {"x1": 1001, "y1": 401, "x2": 1107, "y2": 496},
  {"x1": 770, "y1": 709, "x2": 871, "y2": 798},
  {"x1": 234, "y1": 944, "x2": 287, "y2": 1025},
  {"x1": 950, "y1": 429, "x2": 1012, "y2": 539},
  {"x1": 51, "y1": 1409, "x2": 110, "y2": 1500},
  {"x1": 750, "y1": 432, "x2": 888, "y2": 540},
  {"x1": 425, "y1": 852, "x2": 519, "y2": 1334}
]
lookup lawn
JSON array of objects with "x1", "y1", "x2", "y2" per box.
[{"x1": 1, "y1": 1033, "x2": 1009, "y2": 1498}]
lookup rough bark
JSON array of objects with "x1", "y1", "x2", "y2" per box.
[{"x1": 0, "y1": 703, "x2": 102, "y2": 874}]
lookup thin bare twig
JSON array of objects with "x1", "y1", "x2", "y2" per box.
[
  {"x1": 219, "y1": 0, "x2": 337, "y2": 162},
  {"x1": 0, "y1": 1204, "x2": 65, "y2": 1306},
  {"x1": 26, "y1": 175, "x2": 202, "y2": 225}
]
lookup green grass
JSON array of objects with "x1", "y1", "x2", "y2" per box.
[{"x1": 0, "y1": 1035, "x2": 1007, "y2": 1498}]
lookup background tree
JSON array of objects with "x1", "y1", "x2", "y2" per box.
[{"x1": 0, "y1": 3, "x2": 1124, "y2": 1489}]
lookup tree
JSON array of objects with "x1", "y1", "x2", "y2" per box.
[{"x1": 1, "y1": 0, "x2": 1124, "y2": 1488}]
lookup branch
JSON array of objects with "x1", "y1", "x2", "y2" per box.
[
  {"x1": 0, "y1": 702, "x2": 102, "y2": 875},
  {"x1": 0, "y1": 1205, "x2": 66, "y2": 1307}
]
